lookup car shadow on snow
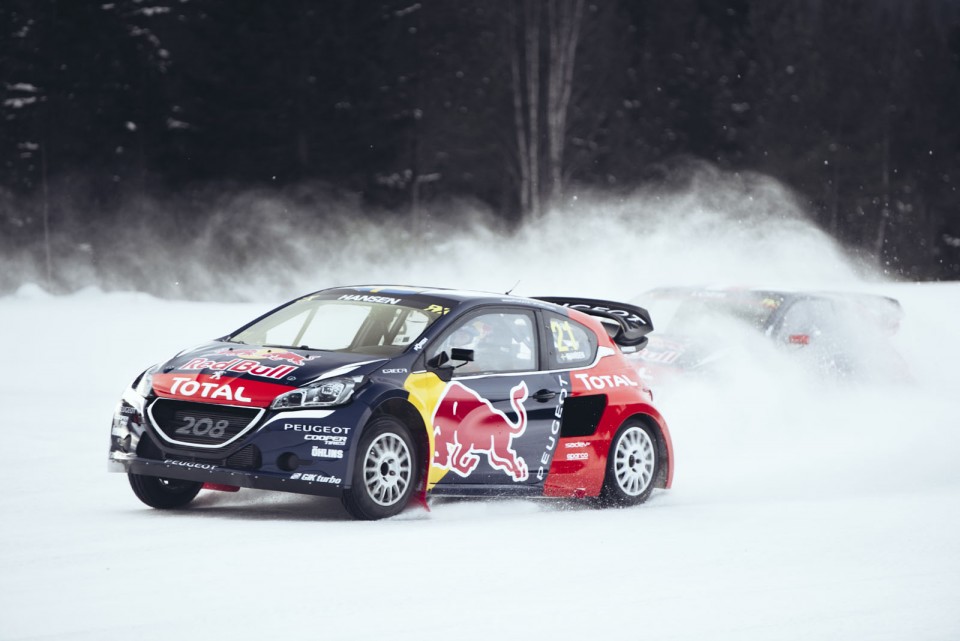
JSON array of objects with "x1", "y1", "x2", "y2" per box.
[
  {"x1": 120, "y1": 488, "x2": 673, "y2": 522},
  {"x1": 131, "y1": 490, "x2": 354, "y2": 521}
]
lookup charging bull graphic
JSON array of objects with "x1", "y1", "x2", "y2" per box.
[{"x1": 431, "y1": 381, "x2": 529, "y2": 482}]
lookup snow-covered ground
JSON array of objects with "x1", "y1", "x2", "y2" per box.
[{"x1": 2, "y1": 199, "x2": 959, "y2": 640}]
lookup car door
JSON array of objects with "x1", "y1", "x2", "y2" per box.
[{"x1": 425, "y1": 307, "x2": 562, "y2": 488}]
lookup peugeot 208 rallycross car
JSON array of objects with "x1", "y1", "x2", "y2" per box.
[{"x1": 109, "y1": 286, "x2": 674, "y2": 520}]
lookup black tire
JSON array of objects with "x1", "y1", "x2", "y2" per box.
[
  {"x1": 128, "y1": 473, "x2": 203, "y2": 509},
  {"x1": 597, "y1": 421, "x2": 659, "y2": 507},
  {"x1": 341, "y1": 416, "x2": 419, "y2": 520}
]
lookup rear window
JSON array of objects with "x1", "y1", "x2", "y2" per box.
[{"x1": 545, "y1": 311, "x2": 597, "y2": 369}]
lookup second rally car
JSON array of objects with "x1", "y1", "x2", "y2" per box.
[{"x1": 109, "y1": 285, "x2": 673, "y2": 519}]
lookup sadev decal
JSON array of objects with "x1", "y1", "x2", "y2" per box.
[{"x1": 431, "y1": 380, "x2": 530, "y2": 482}]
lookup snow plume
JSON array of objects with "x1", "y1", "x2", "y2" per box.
[{"x1": 1, "y1": 164, "x2": 877, "y2": 301}]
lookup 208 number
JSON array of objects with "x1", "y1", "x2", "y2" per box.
[{"x1": 176, "y1": 416, "x2": 229, "y2": 439}]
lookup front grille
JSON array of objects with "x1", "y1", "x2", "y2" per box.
[{"x1": 149, "y1": 399, "x2": 262, "y2": 448}]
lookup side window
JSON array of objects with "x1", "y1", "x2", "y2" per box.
[
  {"x1": 428, "y1": 310, "x2": 538, "y2": 375},
  {"x1": 545, "y1": 311, "x2": 597, "y2": 369}
]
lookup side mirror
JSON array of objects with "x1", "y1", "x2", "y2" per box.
[
  {"x1": 426, "y1": 348, "x2": 475, "y2": 382},
  {"x1": 450, "y1": 348, "x2": 475, "y2": 363},
  {"x1": 427, "y1": 351, "x2": 450, "y2": 368}
]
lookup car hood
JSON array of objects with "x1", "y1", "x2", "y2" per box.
[
  {"x1": 636, "y1": 334, "x2": 710, "y2": 369},
  {"x1": 628, "y1": 333, "x2": 724, "y2": 385},
  {"x1": 150, "y1": 341, "x2": 390, "y2": 408}
]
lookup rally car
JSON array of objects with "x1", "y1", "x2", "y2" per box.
[
  {"x1": 109, "y1": 286, "x2": 674, "y2": 520},
  {"x1": 629, "y1": 287, "x2": 905, "y2": 383}
]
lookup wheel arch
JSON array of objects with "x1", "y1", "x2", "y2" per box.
[
  {"x1": 623, "y1": 411, "x2": 673, "y2": 490},
  {"x1": 369, "y1": 397, "x2": 430, "y2": 493}
]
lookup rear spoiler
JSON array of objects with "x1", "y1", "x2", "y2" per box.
[{"x1": 534, "y1": 297, "x2": 653, "y2": 349}]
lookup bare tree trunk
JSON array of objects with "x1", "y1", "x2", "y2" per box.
[
  {"x1": 41, "y1": 0, "x2": 57, "y2": 288},
  {"x1": 828, "y1": 159, "x2": 839, "y2": 235},
  {"x1": 524, "y1": 0, "x2": 541, "y2": 219},
  {"x1": 295, "y1": 0, "x2": 311, "y2": 171},
  {"x1": 509, "y1": 0, "x2": 584, "y2": 220},
  {"x1": 40, "y1": 140, "x2": 52, "y2": 288},
  {"x1": 545, "y1": 0, "x2": 584, "y2": 208},
  {"x1": 875, "y1": 110, "x2": 890, "y2": 259},
  {"x1": 509, "y1": 9, "x2": 531, "y2": 217}
]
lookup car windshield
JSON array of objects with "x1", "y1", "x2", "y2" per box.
[
  {"x1": 642, "y1": 290, "x2": 785, "y2": 333},
  {"x1": 227, "y1": 296, "x2": 445, "y2": 356}
]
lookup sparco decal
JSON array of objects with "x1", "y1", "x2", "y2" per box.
[
  {"x1": 164, "y1": 459, "x2": 217, "y2": 471},
  {"x1": 573, "y1": 373, "x2": 639, "y2": 391},
  {"x1": 169, "y1": 376, "x2": 252, "y2": 402},
  {"x1": 283, "y1": 423, "x2": 352, "y2": 435},
  {"x1": 432, "y1": 380, "x2": 529, "y2": 482},
  {"x1": 181, "y1": 357, "x2": 297, "y2": 380},
  {"x1": 537, "y1": 375, "x2": 569, "y2": 481}
]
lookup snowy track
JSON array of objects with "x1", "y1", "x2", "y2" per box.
[{"x1": 2, "y1": 283, "x2": 959, "y2": 640}]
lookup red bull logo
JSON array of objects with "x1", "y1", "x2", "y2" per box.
[
  {"x1": 214, "y1": 347, "x2": 319, "y2": 367},
  {"x1": 431, "y1": 381, "x2": 529, "y2": 482},
  {"x1": 181, "y1": 357, "x2": 297, "y2": 380}
]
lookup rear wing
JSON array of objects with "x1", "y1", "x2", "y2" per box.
[{"x1": 534, "y1": 297, "x2": 654, "y2": 349}]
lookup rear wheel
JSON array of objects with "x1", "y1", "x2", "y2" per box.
[
  {"x1": 341, "y1": 416, "x2": 418, "y2": 520},
  {"x1": 598, "y1": 421, "x2": 659, "y2": 507},
  {"x1": 128, "y1": 473, "x2": 202, "y2": 509}
]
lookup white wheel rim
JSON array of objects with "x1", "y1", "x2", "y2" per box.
[
  {"x1": 614, "y1": 427, "x2": 656, "y2": 496},
  {"x1": 363, "y1": 433, "x2": 412, "y2": 507}
]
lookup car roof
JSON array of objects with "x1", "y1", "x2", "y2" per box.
[
  {"x1": 637, "y1": 286, "x2": 903, "y2": 330},
  {"x1": 639, "y1": 286, "x2": 898, "y2": 306},
  {"x1": 312, "y1": 284, "x2": 548, "y2": 307}
]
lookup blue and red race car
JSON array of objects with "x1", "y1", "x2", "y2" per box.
[{"x1": 109, "y1": 286, "x2": 673, "y2": 519}]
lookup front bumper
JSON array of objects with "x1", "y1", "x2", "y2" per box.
[
  {"x1": 109, "y1": 453, "x2": 344, "y2": 497},
  {"x1": 109, "y1": 387, "x2": 373, "y2": 497}
]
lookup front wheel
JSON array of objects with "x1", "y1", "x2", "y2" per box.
[
  {"x1": 598, "y1": 421, "x2": 659, "y2": 507},
  {"x1": 128, "y1": 473, "x2": 202, "y2": 509},
  {"x1": 341, "y1": 416, "x2": 419, "y2": 520}
]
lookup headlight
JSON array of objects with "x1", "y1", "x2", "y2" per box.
[
  {"x1": 134, "y1": 365, "x2": 159, "y2": 398},
  {"x1": 271, "y1": 376, "x2": 360, "y2": 410}
]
